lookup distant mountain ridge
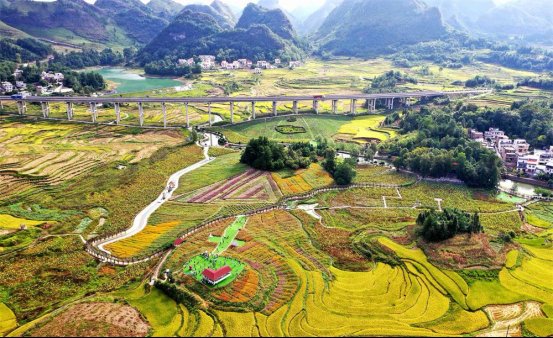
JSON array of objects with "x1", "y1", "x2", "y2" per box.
[
  {"x1": 316, "y1": 0, "x2": 447, "y2": 56},
  {"x1": 139, "y1": 2, "x2": 304, "y2": 63}
]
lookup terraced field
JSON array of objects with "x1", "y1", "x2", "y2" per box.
[{"x1": 0, "y1": 117, "x2": 184, "y2": 203}]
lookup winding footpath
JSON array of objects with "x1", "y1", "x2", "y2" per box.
[{"x1": 97, "y1": 140, "x2": 214, "y2": 255}]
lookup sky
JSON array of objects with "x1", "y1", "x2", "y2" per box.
[{"x1": 45, "y1": 0, "x2": 516, "y2": 13}]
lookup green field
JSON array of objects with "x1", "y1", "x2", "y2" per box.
[{"x1": 216, "y1": 114, "x2": 395, "y2": 144}]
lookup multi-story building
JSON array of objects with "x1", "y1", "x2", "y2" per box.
[
  {"x1": 546, "y1": 160, "x2": 553, "y2": 175},
  {"x1": 484, "y1": 128, "x2": 505, "y2": 141},
  {"x1": 468, "y1": 128, "x2": 484, "y2": 140},
  {"x1": 513, "y1": 139, "x2": 530, "y2": 156},
  {"x1": 500, "y1": 146, "x2": 518, "y2": 168},
  {"x1": 517, "y1": 154, "x2": 540, "y2": 174},
  {"x1": 1, "y1": 82, "x2": 13, "y2": 93}
]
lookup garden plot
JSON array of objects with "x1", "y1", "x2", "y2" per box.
[{"x1": 182, "y1": 169, "x2": 282, "y2": 204}]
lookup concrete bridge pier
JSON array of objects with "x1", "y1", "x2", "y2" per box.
[
  {"x1": 388, "y1": 98, "x2": 395, "y2": 110},
  {"x1": 90, "y1": 103, "x2": 97, "y2": 123},
  {"x1": 66, "y1": 102, "x2": 73, "y2": 120},
  {"x1": 138, "y1": 102, "x2": 144, "y2": 127},
  {"x1": 162, "y1": 102, "x2": 167, "y2": 128},
  {"x1": 372, "y1": 99, "x2": 377, "y2": 111},
  {"x1": 293, "y1": 101, "x2": 298, "y2": 114},
  {"x1": 41, "y1": 102, "x2": 50, "y2": 118},
  {"x1": 115, "y1": 103, "x2": 121, "y2": 125},
  {"x1": 351, "y1": 99, "x2": 357, "y2": 115},
  {"x1": 230, "y1": 101, "x2": 234, "y2": 124},
  {"x1": 272, "y1": 101, "x2": 277, "y2": 116},
  {"x1": 208, "y1": 102, "x2": 212, "y2": 126},
  {"x1": 313, "y1": 100, "x2": 319, "y2": 114},
  {"x1": 17, "y1": 101, "x2": 24, "y2": 115},
  {"x1": 251, "y1": 101, "x2": 256, "y2": 119},
  {"x1": 0, "y1": 100, "x2": 3, "y2": 109},
  {"x1": 184, "y1": 103, "x2": 190, "y2": 128},
  {"x1": 332, "y1": 100, "x2": 337, "y2": 114}
]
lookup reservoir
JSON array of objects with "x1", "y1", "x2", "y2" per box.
[{"x1": 97, "y1": 68, "x2": 182, "y2": 94}]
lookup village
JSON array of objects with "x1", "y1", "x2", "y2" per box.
[
  {"x1": 178, "y1": 55, "x2": 302, "y2": 73},
  {"x1": 470, "y1": 127, "x2": 553, "y2": 177},
  {"x1": 1, "y1": 67, "x2": 72, "y2": 96}
]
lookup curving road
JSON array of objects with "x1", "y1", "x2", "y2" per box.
[{"x1": 97, "y1": 141, "x2": 214, "y2": 255}]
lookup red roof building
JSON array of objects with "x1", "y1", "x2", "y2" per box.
[
  {"x1": 202, "y1": 266, "x2": 232, "y2": 285},
  {"x1": 173, "y1": 238, "x2": 185, "y2": 246}
]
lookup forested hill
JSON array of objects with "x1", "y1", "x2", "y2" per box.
[
  {"x1": 315, "y1": 0, "x2": 447, "y2": 57},
  {"x1": 236, "y1": 3, "x2": 297, "y2": 41},
  {"x1": 139, "y1": 3, "x2": 304, "y2": 64},
  {"x1": 94, "y1": 0, "x2": 170, "y2": 44},
  {"x1": 0, "y1": 0, "x2": 113, "y2": 43},
  {"x1": 147, "y1": 0, "x2": 184, "y2": 19}
]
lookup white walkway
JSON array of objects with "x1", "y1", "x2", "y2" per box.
[{"x1": 98, "y1": 142, "x2": 214, "y2": 254}]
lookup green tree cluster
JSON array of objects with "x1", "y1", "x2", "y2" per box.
[
  {"x1": 381, "y1": 107, "x2": 502, "y2": 188},
  {"x1": 417, "y1": 208, "x2": 482, "y2": 242}
]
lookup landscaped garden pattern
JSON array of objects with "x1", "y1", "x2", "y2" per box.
[{"x1": 216, "y1": 115, "x2": 398, "y2": 144}]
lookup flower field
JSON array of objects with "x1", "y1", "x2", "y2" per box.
[
  {"x1": 182, "y1": 169, "x2": 283, "y2": 204},
  {"x1": 272, "y1": 163, "x2": 334, "y2": 196}
]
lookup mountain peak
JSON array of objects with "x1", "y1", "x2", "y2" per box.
[
  {"x1": 236, "y1": 3, "x2": 296, "y2": 40},
  {"x1": 316, "y1": 0, "x2": 446, "y2": 56}
]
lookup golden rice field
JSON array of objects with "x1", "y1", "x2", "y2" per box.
[
  {"x1": 0, "y1": 117, "x2": 184, "y2": 202},
  {"x1": 271, "y1": 163, "x2": 334, "y2": 195},
  {"x1": 147, "y1": 204, "x2": 553, "y2": 337},
  {"x1": 0, "y1": 303, "x2": 17, "y2": 336},
  {"x1": 0, "y1": 214, "x2": 48, "y2": 230}
]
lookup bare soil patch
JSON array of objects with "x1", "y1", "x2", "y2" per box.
[{"x1": 30, "y1": 302, "x2": 149, "y2": 337}]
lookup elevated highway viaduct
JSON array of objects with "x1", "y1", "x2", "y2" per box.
[{"x1": 0, "y1": 89, "x2": 491, "y2": 128}]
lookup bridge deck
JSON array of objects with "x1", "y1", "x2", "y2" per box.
[{"x1": 0, "y1": 89, "x2": 491, "y2": 104}]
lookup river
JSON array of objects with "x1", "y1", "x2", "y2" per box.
[{"x1": 97, "y1": 68, "x2": 182, "y2": 94}]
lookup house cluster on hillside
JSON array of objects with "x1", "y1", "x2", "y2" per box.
[
  {"x1": 0, "y1": 68, "x2": 27, "y2": 94},
  {"x1": 470, "y1": 127, "x2": 553, "y2": 175},
  {"x1": 178, "y1": 55, "x2": 302, "y2": 73},
  {"x1": 0, "y1": 67, "x2": 71, "y2": 96}
]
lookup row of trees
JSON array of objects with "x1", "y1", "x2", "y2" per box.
[
  {"x1": 417, "y1": 208, "x2": 482, "y2": 242},
  {"x1": 380, "y1": 108, "x2": 502, "y2": 188},
  {"x1": 144, "y1": 59, "x2": 202, "y2": 77}
]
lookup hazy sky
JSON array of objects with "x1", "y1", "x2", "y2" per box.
[{"x1": 51, "y1": 0, "x2": 516, "y2": 12}]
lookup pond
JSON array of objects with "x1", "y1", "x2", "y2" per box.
[
  {"x1": 499, "y1": 179, "x2": 540, "y2": 197},
  {"x1": 97, "y1": 68, "x2": 182, "y2": 94}
]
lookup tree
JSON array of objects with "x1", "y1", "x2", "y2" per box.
[{"x1": 333, "y1": 162, "x2": 356, "y2": 186}]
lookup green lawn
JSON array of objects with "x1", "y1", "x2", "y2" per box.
[
  {"x1": 212, "y1": 215, "x2": 248, "y2": 255},
  {"x1": 173, "y1": 152, "x2": 248, "y2": 196}
]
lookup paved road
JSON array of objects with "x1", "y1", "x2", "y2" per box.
[
  {"x1": 97, "y1": 143, "x2": 214, "y2": 255},
  {"x1": 0, "y1": 89, "x2": 491, "y2": 104}
]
